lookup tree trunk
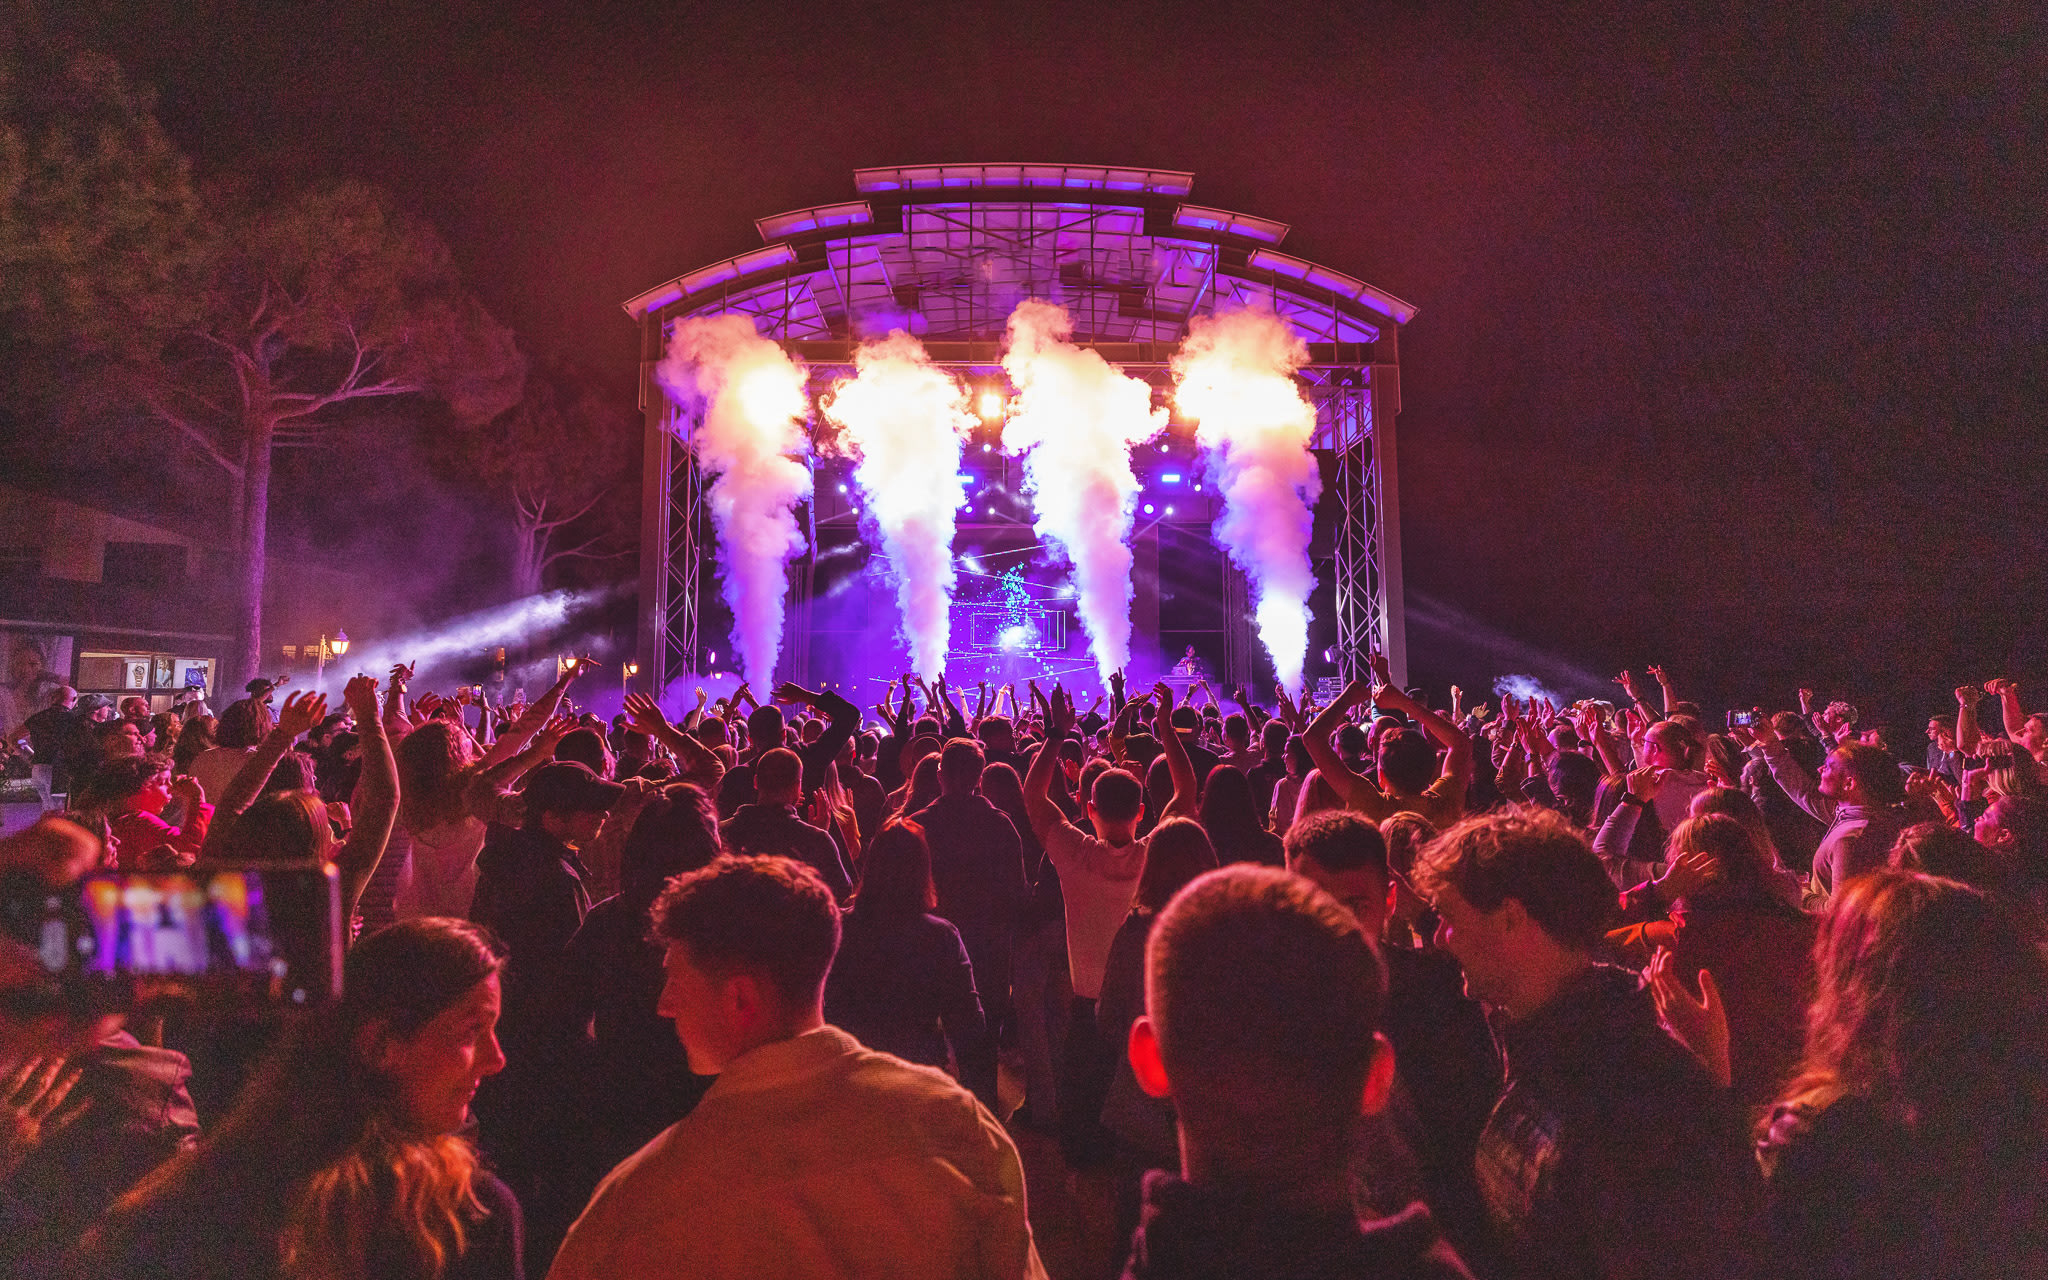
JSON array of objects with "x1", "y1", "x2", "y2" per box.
[
  {"x1": 232, "y1": 417, "x2": 274, "y2": 693},
  {"x1": 511, "y1": 519, "x2": 545, "y2": 598}
]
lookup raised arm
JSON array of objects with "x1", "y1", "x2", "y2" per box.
[
  {"x1": 464, "y1": 716, "x2": 576, "y2": 826},
  {"x1": 332, "y1": 676, "x2": 398, "y2": 914},
  {"x1": 1991, "y1": 679, "x2": 2031, "y2": 742},
  {"x1": 1646, "y1": 664, "x2": 1676, "y2": 715},
  {"x1": 624, "y1": 692, "x2": 726, "y2": 792},
  {"x1": 1152, "y1": 683, "x2": 1198, "y2": 821},
  {"x1": 1301, "y1": 679, "x2": 1381, "y2": 810},
  {"x1": 382, "y1": 664, "x2": 415, "y2": 740},
  {"x1": 1750, "y1": 709, "x2": 1836, "y2": 825},
  {"x1": 1369, "y1": 655, "x2": 1473, "y2": 793},
  {"x1": 1022, "y1": 689, "x2": 1073, "y2": 844},
  {"x1": 777, "y1": 683, "x2": 860, "y2": 793},
  {"x1": 1956, "y1": 684, "x2": 1986, "y2": 755},
  {"x1": 480, "y1": 664, "x2": 579, "y2": 767},
  {"x1": 213, "y1": 691, "x2": 330, "y2": 822}
]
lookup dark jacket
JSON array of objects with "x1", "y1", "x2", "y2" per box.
[
  {"x1": 823, "y1": 909, "x2": 994, "y2": 1107},
  {"x1": 1375, "y1": 945, "x2": 1501, "y2": 1268},
  {"x1": 0, "y1": 1032, "x2": 200, "y2": 1280},
  {"x1": 719, "y1": 803, "x2": 852, "y2": 900},
  {"x1": 1476, "y1": 965, "x2": 1763, "y2": 1280},
  {"x1": 557, "y1": 891, "x2": 715, "y2": 1159},
  {"x1": 469, "y1": 823, "x2": 590, "y2": 1038},
  {"x1": 912, "y1": 791, "x2": 1029, "y2": 960},
  {"x1": 1122, "y1": 1171, "x2": 1474, "y2": 1280},
  {"x1": 1758, "y1": 1094, "x2": 2048, "y2": 1280}
]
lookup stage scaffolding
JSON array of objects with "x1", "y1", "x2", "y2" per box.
[{"x1": 630, "y1": 165, "x2": 1412, "y2": 695}]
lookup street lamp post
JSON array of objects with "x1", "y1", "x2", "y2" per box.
[
  {"x1": 624, "y1": 660, "x2": 639, "y2": 701},
  {"x1": 313, "y1": 628, "x2": 350, "y2": 690}
]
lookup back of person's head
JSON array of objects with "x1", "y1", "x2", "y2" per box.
[
  {"x1": 1222, "y1": 713, "x2": 1250, "y2": 749},
  {"x1": 1984, "y1": 796, "x2": 2048, "y2": 882},
  {"x1": 1284, "y1": 810, "x2": 1390, "y2": 881},
  {"x1": 1546, "y1": 750, "x2": 1601, "y2": 812},
  {"x1": 746, "y1": 704, "x2": 785, "y2": 754},
  {"x1": 210, "y1": 791, "x2": 332, "y2": 862},
  {"x1": 1091, "y1": 767, "x2": 1144, "y2": 826},
  {"x1": 1077, "y1": 757, "x2": 1112, "y2": 811},
  {"x1": 1690, "y1": 785, "x2": 1781, "y2": 862},
  {"x1": 1335, "y1": 723, "x2": 1370, "y2": 758},
  {"x1": 978, "y1": 715, "x2": 1014, "y2": 750},
  {"x1": 172, "y1": 718, "x2": 216, "y2": 769},
  {"x1": 395, "y1": 724, "x2": 474, "y2": 832},
  {"x1": 903, "y1": 752, "x2": 942, "y2": 815},
  {"x1": 214, "y1": 697, "x2": 274, "y2": 750},
  {"x1": 73, "y1": 752, "x2": 166, "y2": 811},
  {"x1": 651, "y1": 854, "x2": 840, "y2": 1007},
  {"x1": 939, "y1": 737, "x2": 985, "y2": 794},
  {"x1": 1136, "y1": 817, "x2": 1219, "y2": 910},
  {"x1": 1771, "y1": 710, "x2": 1810, "y2": 740},
  {"x1": 1412, "y1": 808, "x2": 1614, "y2": 952},
  {"x1": 852, "y1": 820, "x2": 937, "y2": 918},
  {"x1": 1788, "y1": 870, "x2": 2048, "y2": 1145},
  {"x1": 1891, "y1": 821, "x2": 2005, "y2": 891},
  {"x1": 980, "y1": 761, "x2": 1028, "y2": 820},
  {"x1": 261, "y1": 750, "x2": 317, "y2": 797},
  {"x1": 1196, "y1": 765, "x2": 1261, "y2": 845},
  {"x1": 1260, "y1": 718, "x2": 1289, "y2": 758},
  {"x1": 554, "y1": 726, "x2": 612, "y2": 778},
  {"x1": 1377, "y1": 728, "x2": 1436, "y2": 794},
  {"x1": 1835, "y1": 742, "x2": 1906, "y2": 805},
  {"x1": 620, "y1": 782, "x2": 722, "y2": 900},
  {"x1": 1379, "y1": 812, "x2": 1438, "y2": 882},
  {"x1": 1667, "y1": 813, "x2": 1774, "y2": 902},
  {"x1": 754, "y1": 747, "x2": 803, "y2": 803},
  {"x1": 1145, "y1": 865, "x2": 1386, "y2": 1138},
  {"x1": 1171, "y1": 705, "x2": 1201, "y2": 733},
  {"x1": 1143, "y1": 754, "x2": 1174, "y2": 816}
]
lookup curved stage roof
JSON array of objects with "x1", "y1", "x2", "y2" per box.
[{"x1": 622, "y1": 162, "x2": 1415, "y2": 357}]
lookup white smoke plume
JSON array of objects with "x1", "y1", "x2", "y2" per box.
[
  {"x1": 1171, "y1": 309, "x2": 1322, "y2": 696},
  {"x1": 1493, "y1": 673, "x2": 1565, "y2": 707},
  {"x1": 822, "y1": 331, "x2": 973, "y2": 680},
  {"x1": 655, "y1": 314, "x2": 813, "y2": 686},
  {"x1": 1000, "y1": 300, "x2": 1165, "y2": 681}
]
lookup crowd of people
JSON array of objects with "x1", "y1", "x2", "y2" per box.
[{"x1": 3, "y1": 652, "x2": 2046, "y2": 1279}]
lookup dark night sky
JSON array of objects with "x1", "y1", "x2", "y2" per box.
[{"x1": 63, "y1": 0, "x2": 2048, "y2": 728}]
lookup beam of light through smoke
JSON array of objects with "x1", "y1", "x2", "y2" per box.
[
  {"x1": 1001, "y1": 300, "x2": 1165, "y2": 681},
  {"x1": 338, "y1": 589, "x2": 597, "y2": 684},
  {"x1": 656, "y1": 315, "x2": 813, "y2": 685},
  {"x1": 1171, "y1": 308, "x2": 1322, "y2": 697},
  {"x1": 821, "y1": 331, "x2": 974, "y2": 680}
]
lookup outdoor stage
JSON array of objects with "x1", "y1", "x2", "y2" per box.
[{"x1": 625, "y1": 164, "x2": 1413, "y2": 700}]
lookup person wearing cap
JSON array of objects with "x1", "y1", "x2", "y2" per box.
[{"x1": 471, "y1": 759, "x2": 626, "y2": 1032}]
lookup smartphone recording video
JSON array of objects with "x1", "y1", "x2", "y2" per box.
[
  {"x1": 1727, "y1": 710, "x2": 1757, "y2": 729},
  {"x1": 15, "y1": 861, "x2": 343, "y2": 1018}
]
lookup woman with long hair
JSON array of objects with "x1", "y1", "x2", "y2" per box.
[
  {"x1": 823, "y1": 819, "x2": 994, "y2": 1109},
  {"x1": 1196, "y1": 765, "x2": 1284, "y2": 865},
  {"x1": 82, "y1": 918, "x2": 524, "y2": 1280},
  {"x1": 1752, "y1": 870, "x2": 2048, "y2": 1277},
  {"x1": 1612, "y1": 813, "x2": 1816, "y2": 1111},
  {"x1": 1269, "y1": 736, "x2": 1315, "y2": 836},
  {"x1": 390, "y1": 721, "x2": 490, "y2": 922}
]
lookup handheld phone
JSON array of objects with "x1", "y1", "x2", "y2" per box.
[
  {"x1": 1727, "y1": 710, "x2": 1757, "y2": 729},
  {"x1": 4, "y1": 861, "x2": 343, "y2": 1021}
]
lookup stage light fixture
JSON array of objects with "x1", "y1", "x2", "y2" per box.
[
  {"x1": 1161, "y1": 473, "x2": 1181, "y2": 484},
  {"x1": 1164, "y1": 506, "x2": 1175, "y2": 516},
  {"x1": 1143, "y1": 503, "x2": 1155, "y2": 515},
  {"x1": 977, "y1": 389, "x2": 1006, "y2": 420}
]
